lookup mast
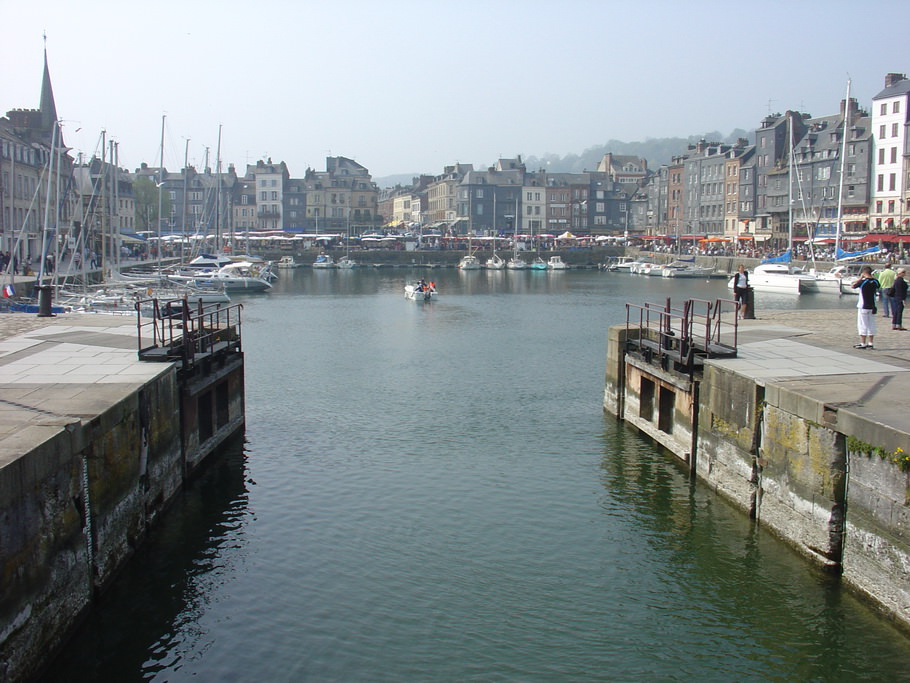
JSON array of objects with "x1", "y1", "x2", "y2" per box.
[
  {"x1": 157, "y1": 114, "x2": 165, "y2": 272},
  {"x1": 834, "y1": 79, "x2": 852, "y2": 259},
  {"x1": 182, "y1": 138, "x2": 189, "y2": 262},
  {"x1": 788, "y1": 111, "x2": 795, "y2": 264},
  {"x1": 215, "y1": 124, "x2": 222, "y2": 252},
  {"x1": 100, "y1": 129, "x2": 107, "y2": 278}
]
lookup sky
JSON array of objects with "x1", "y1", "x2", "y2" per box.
[{"x1": 2, "y1": 0, "x2": 909, "y2": 181}]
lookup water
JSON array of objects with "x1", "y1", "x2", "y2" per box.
[{"x1": 47, "y1": 270, "x2": 909, "y2": 681}]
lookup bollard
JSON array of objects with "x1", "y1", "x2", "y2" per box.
[
  {"x1": 35, "y1": 284, "x2": 55, "y2": 318},
  {"x1": 743, "y1": 286, "x2": 756, "y2": 320}
]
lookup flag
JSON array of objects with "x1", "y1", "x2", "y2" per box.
[{"x1": 2, "y1": 284, "x2": 14, "y2": 298}]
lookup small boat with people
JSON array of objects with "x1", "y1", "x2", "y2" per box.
[{"x1": 404, "y1": 279, "x2": 438, "y2": 301}]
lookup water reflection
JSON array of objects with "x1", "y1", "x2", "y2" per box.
[{"x1": 44, "y1": 437, "x2": 250, "y2": 680}]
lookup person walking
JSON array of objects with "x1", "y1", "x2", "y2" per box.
[
  {"x1": 853, "y1": 266, "x2": 880, "y2": 349},
  {"x1": 733, "y1": 264, "x2": 750, "y2": 318},
  {"x1": 892, "y1": 267, "x2": 908, "y2": 331},
  {"x1": 876, "y1": 263, "x2": 897, "y2": 318}
]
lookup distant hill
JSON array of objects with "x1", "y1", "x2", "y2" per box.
[{"x1": 373, "y1": 130, "x2": 753, "y2": 188}]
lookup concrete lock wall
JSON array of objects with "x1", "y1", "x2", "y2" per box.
[
  {"x1": 0, "y1": 355, "x2": 246, "y2": 682},
  {"x1": 603, "y1": 325, "x2": 910, "y2": 629}
]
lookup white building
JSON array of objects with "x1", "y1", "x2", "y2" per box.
[{"x1": 870, "y1": 72, "x2": 910, "y2": 231}]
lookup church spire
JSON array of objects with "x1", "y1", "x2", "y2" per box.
[{"x1": 39, "y1": 35, "x2": 59, "y2": 140}]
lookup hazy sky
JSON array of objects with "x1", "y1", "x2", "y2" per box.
[{"x1": 3, "y1": 0, "x2": 908, "y2": 180}]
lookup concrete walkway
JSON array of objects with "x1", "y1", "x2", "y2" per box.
[
  {"x1": 711, "y1": 308, "x2": 910, "y2": 449},
  {"x1": 0, "y1": 313, "x2": 168, "y2": 461}
]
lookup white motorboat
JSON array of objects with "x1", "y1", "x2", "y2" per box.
[
  {"x1": 313, "y1": 253, "x2": 335, "y2": 269},
  {"x1": 730, "y1": 262, "x2": 818, "y2": 294},
  {"x1": 171, "y1": 261, "x2": 272, "y2": 292},
  {"x1": 276, "y1": 256, "x2": 300, "y2": 269},
  {"x1": 530, "y1": 257, "x2": 549, "y2": 271},
  {"x1": 458, "y1": 254, "x2": 482, "y2": 270},
  {"x1": 628, "y1": 257, "x2": 657, "y2": 274},
  {"x1": 404, "y1": 281, "x2": 437, "y2": 301},
  {"x1": 662, "y1": 261, "x2": 714, "y2": 278},
  {"x1": 547, "y1": 255, "x2": 568, "y2": 270}
]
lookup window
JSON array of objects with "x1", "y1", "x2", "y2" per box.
[
  {"x1": 876, "y1": 201, "x2": 883, "y2": 212},
  {"x1": 847, "y1": 185, "x2": 855, "y2": 199},
  {"x1": 260, "y1": 191, "x2": 267, "y2": 201},
  {"x1": 476, "y1": 189, "x2": 484, "y2": 198},
  {"x1": 890, "y1": 173, "x2": 896, "y2": 191},
  {"x1": 879, "y1": 148, "x2": 886, "y2": 164},
  {"x1": 241, "y1": 195, "x2": 248, "y2": 205},
  {"x1": 889, "y1": 200, "x2": 895, "y2": 212},
  {"x1": 848, "y1": 163, "x2": 856, "y2": 176},
  {"x1": 878, "y1": 175, "x2": 884, "y2": 191},
  {"x1": 881, "y1": 103, "x2": 888, "y2": 115},
  {"x1": 892, "y1": 147, "x2": 898, "y2": 164},
  {"x1": 271, "y1": 191, "x2": 278, "y2": 200},
  {"x1": 894, "y1": 101, "x2": 901, "y2": 114},
  {"x1": 880, "y1": 125, "x2": 887, "y2": 138},
  {"x1": 893, "y1": 123, "x2": 899, "y2": 137}
]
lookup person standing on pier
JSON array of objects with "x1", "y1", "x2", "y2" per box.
[
  {"x1": 876, "y1": 263, "x2": 896, "y2": 318},
  {"x1": 733, "y1": 265, "x2": 750, "y2": 318},
  {"x1": 892, "y1": 268, "x2": 907, "y2": 331},
  {"x1": 853, "y1": 266, "x2": 880, "y2": 349}
]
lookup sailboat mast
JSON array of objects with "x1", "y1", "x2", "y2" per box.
[
  {"x1": 834, "y1": 79, "x2": 852, "y2": 258},
  {"x1": 157, "y1": 114, "x2": 165, "y2": 272},
  {"x1": 182, "y1": 138, "x2": 189, "y2": 263},
  {"x1": 788, "y1": 111, "x2": 795, "y2": 260},
  {"x1": 215, "y1": 124, "x2": 222, "y2": 253}
]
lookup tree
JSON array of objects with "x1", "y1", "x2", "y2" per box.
[{"x1": 134, "y1": 177, "x2": 172, "y2": 232}]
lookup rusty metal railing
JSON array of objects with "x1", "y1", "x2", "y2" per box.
[{"x1": 135, "y1": 297, "x2": 243, "y2": 369}]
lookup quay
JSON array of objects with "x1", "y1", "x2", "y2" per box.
[
  {"x1": 604, "y1": 303, "x2": 910, "y2": 630},
  {"x1": 0, "y1": 305, "x2": 245, "y2": 682}
]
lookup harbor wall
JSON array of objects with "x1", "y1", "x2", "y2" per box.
[
  {"x1": 0, "y1": 358, "x2": 245, "y2": 682},
  {"x1": 604, "y1": 325, "x2": 910, "y2": 629}
]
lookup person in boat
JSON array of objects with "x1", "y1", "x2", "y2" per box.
[
  {"x1": 732, "y1": 265, "x2": 749, "y2": 318},
  {"x1": 428, "y1": 281, "x2": 436, "y2": 292},
  {"x1": 853, "y1": 266, "x2": 880, "y2": 349}
]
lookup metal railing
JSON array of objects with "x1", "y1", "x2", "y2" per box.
[
  {"x1": 625, "y1": 297, "x2": 738, "y2": 373},
  {"x1": 136, "y1": 297, "x2": 243, "y2": 369}
]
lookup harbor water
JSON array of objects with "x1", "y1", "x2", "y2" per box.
[{"x1": 47, "y1": 269, "x2": 910, "y2": 681}]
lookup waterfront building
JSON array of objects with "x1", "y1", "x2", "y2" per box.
[
  {"x1": 457, "y1": 158, "x2": 526, "y2": 234},
  {"x1": 683, "y1": 140, "x2": 735, "y2": 237},
  {"x1": 72, "y1": 157, "x2": 137, "y2": 261},
  {"x1": 870, "y1": 72, "x2": 910, "y2": 232},
  {"x1": 723, "y1": 143, "x2": 753, "y2": 240},
  {"x1": 790, "y1": 98, "x2": 872, "y2": 240},
  {"x1": 665, "y1": 156, "x2": 687, "y2": 238},
  {"x1": 302, "y1": 156, "x2": 378, "y2": 233},
  {"x1": 247, "y1": 159, "x2": 288, "y2": 232},
  {"x1": 425, "y1": 163, "x2": 473, "y2": 230},
  {"x1": 0, "y1": 49, "x2": 76, "y2": 263}
]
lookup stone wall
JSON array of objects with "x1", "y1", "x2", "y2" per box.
[
  {"x1": 603, "y1": 324, "x2": 910, "y2": 628},
  {"x1": 0, "y1": 355, "x2": 246, "y2": 681}
]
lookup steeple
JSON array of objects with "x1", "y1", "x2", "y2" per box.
[{"x1": 39, "y1": 37, "x2": 60, "y2": 144}]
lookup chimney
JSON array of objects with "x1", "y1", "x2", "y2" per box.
[
  {"x1": 885, "y1": 73, "x2": 907, "y2": 88},
  {"x1": 840, "y1": 97, "x2": 860, "y2": 126}
]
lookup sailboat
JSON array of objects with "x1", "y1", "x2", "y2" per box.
[
  {"x1": 458, "y1": 233, "x2": 482, "y2": 270},
  {"x1": 747, "y1": 112, "x2": 819, "y2": 294},
  {"x1": 486, "y1": 237, "x2": 505, "y2": 269},
  {"x1": 506, "y1": 201, "x2": 527, "y2": 269},
  {"x1": 338, "y1": 218, "x2": 357, "y2": 268}
]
